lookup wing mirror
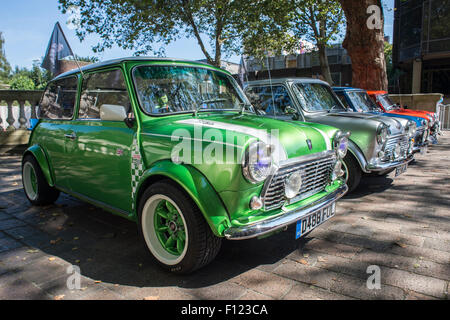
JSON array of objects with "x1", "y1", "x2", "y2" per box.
[{"x1": 285, "y1": 106, "x2": 300, "y2": 120}]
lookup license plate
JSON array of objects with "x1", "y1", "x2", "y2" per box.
[
  {"x1": 295, "y1": 203, "x2": 336, "y2": 239},
  {"x1": 395, "y1": 163, "x2": 408, "y2": 177},
  {"x1": 420, "y1": 145, "x2": 428, "y2": 155}
]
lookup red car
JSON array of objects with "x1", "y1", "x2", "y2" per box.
[{"x1": 367, "y1": 91, "x2": 440, "y2": 143}]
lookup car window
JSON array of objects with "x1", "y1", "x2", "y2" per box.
[
  {"x1": 78, "y1": 69, "x2": 131, "y2": 119},
  {"x1": 291, "y1": 83, "x2": 346, "y2": 112},
  {"x1": 133, "y1": 65, "x2": 248, "y2": 115},
  {"x1": 39, "y1": 76, "x2": 78, "y2": 120},
  {"x1": 335, "y1": 92, "x2": 352, "y2": 110},
  {"x1": 246, "y1": 85, "x2": 294, "y2": 116}
]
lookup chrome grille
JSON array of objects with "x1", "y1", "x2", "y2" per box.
[
  {"x1": 414, "y1": 127, "x2": 426, "y2": 146},
  {"x1": 382, "y1": 134, "x2": 409, "y2": 161},
  {"x1": 262, "y1": 152, "x2": 336, "y2": 211}
]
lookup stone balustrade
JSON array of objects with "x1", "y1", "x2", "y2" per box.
[{"x1": 0, "y1": 90, "x2": 43, "y2": 154}]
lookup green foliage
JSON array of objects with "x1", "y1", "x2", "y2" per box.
[
  {"x1": 65, "y1": 55, "x2": 99, "y2": 63},
  {"x1": 0, "y1": 32, "x2": 12, "y2": 82},
  {"x1": 57, "y1": 0, "x2": 289, "y2": 66},
  {"x1": 10, "y1": 60, "x2": 52, "y2": 90},
  {"x1": 9, "y1": 74, "x2": 36, "y2": 90}
]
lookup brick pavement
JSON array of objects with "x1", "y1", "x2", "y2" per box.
[{"x1": 0, "y1": 134, "x2": 449, "y2": 300}]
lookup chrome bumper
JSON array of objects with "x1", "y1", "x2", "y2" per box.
[
  {"x1": 366, "y1": 155, "x2": 414, "y2": 172},
  {"x1": 223, "y1": 184, "x2": 348, "y2": 240}
]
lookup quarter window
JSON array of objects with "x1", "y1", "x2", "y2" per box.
[
  {"x1": 39, "y1": 76, "x2": 78, "y2": 120},
  {"x1": 78, "y1": 69, "x2": 131, "y2": 119}
]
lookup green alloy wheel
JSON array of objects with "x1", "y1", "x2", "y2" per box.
[
  {"x1": 22, "y1": 155, "x2": 60, "y2": 206},
  {"x1": 138, "y1": 181, "x2": 222, "y2": 274}
]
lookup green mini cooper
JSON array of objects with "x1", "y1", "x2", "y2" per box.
[{"x1": 22, "y1": 58, "x2": 348, "y2": 273}]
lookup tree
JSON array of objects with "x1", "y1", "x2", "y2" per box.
[
  {"x1": 338, "y1": 0, "x2": 388, "y2": 90},
  {"x1": 0, "y1": 32, "x2": 11, "y2": 82},
  {"x1": 58, "y1": 0, "x2": 285, "y2": 67},
  {"x1": 291, "y1": 0, "x2": 345, "y2": 85},
  {"x1": 9, "y1": 75, "x2": 35, "y2": 90}
]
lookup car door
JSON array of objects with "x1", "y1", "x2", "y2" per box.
[
  {"x1": 37, "y1": 76, "x2": 79, "y2": 190},
  {"x1": 65, "y1": 68, "x2": 135, "y2": 213}
]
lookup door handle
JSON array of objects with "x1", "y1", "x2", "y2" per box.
[{"x1": 64, "y1": 132, "x2": 77, "y2": 140}]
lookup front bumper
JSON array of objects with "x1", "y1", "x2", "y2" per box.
[
  {"x1": 413, "y1": 142, "x2": 429, "y2": 154},
  {"x1": 223, "y1": 184, "x2": 348, "y2": 240},
  {"x1": 366, "y1": 155, "x2": 414, "y2": 172}
]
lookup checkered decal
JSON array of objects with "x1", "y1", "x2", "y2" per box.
[{"x1": 131, "y1": 135, "x2": 144, "y2": 211}]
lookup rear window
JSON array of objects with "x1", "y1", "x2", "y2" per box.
[{"x1": 39, "y1": 76, "x2": 78, "y2": 120}]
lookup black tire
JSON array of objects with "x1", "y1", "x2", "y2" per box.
[
  {"x1": 22, "y1": 155, "x2": 60, "y2": 206},
  {"x1": 137, "y1": 180, "x2": 222, "y2": 274},
  {"x1": 342, "y1": 154, "x2": 362, "y2": 193}
]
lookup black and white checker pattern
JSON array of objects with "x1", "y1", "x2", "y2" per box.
[{"x1": 131, "y1": 135, "x2": 144, "y2": 211}]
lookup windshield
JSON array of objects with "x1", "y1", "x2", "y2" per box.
[
  {"x1": 347, "y1": 91, "x2": 380, "y2": 112},
  {"x1": 292, "y1": 83, "x2": 346, "y2": 112},
  {"x1": 378, "y1": 94, "x2": 396, "y2": 110},
  {"x1": 133, "y1": 65, "x2": 250, "y2": 115}
]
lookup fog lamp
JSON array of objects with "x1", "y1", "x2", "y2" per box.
[
  {"x1": 285, "y1": 171, "x2": 303, "y2": 199},
  {"x1": 331, "y1": 161, "x2": 345, "y2": 181}
]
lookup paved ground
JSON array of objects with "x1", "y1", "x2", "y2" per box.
[{"x1": 0, "y1": 135, "x2": 449, "y2": 300}]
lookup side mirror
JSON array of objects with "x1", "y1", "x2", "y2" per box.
[
  {"x1": 285, "y1": 106, "x2": 300, "y2": 120},
  {"x1": 100, "y1": 104, "x2": 127, "y2": 121}
]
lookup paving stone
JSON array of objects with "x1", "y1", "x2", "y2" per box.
[
  {"x1": 0, "y1": 278, "x2": 48, "y2": 300},
  {"x1": 0, "y1": 218, "x2": 27, "y2": 231},
  {"x1": 125, "y1": 286, "x2": 198, "y2": 300},
  {"x1": 303, "y1": 238, "x2": 363, "y2": 259},
  {"x1": 283, "y1": 283, "x2": 355, "y2": 300},
  {"x1": 0, "y1": 237, "x2": 23, "y2": 253},
  {"x1": 231, "y1": 268, "x2": 294, "y2": 299}
]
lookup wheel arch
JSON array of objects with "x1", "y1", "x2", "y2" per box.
[
  {"x1": 22, "y1": 145, "x2": 55, "y2": 187},
  {"x1": 347, "y1": 140, "x2": 369, "y2": 173},
  {"x1": 135, "y1": 160, "x2": 231, "y2": 237}
]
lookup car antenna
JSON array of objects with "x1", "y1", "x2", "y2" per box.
[{"x1": 265, "y1": 48, "x2": 276, "y2": 117}]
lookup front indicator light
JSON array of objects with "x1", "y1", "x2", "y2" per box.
[
  {"x1": 250, "y1": 196, "x2": 263, "y2": 210},
  {"x1": 331, "y1": 161, "x2": 345, "y2": 181}
]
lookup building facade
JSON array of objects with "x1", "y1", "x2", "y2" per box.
[
  {"x1": 244, "y1": 46, "x2": 352, "y2": 87},
  {"x1": 393, "y1": 0, "x2": 450, "y2": 95}
]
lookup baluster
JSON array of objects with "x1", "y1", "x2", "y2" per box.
[
  {"x1": 31, "y1": 99, "x2": 38, "y2": 119},
  {"x1": 0, "y1": 104, "x2": 3, "y2": 131},
  {"x1": 18, "y1": 100, "x2": 27, "y2": 130},
  {"x1": 6, "y1": 100, "x2": 15, "y2": 131}
]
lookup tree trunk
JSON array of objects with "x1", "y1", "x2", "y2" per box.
[
  {"x1": 318, "y1": 43, "x2": 333, "y2": 85},
  {"x1": 339, "y1": 0, "x2": 388, "y2": 91}
]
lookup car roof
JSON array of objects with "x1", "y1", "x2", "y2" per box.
[
  {"x1": 247, "y1": 77, "x2": 330, "y2": 87},
  {"x1": 332, "y1": 87, "x2": 365, "y2": 92},
  {"x1": 53, "y1": 57, "x2": 227, "y2": 80}
]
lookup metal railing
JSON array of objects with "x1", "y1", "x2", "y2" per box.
[{"x1": 437, "y1": 103, "x2": 450, "y2": 131}]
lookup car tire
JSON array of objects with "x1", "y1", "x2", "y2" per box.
[
  {"x1": 342, "y1": 154, "x2": 361, "y2": 193},
  {"x1": 22, "y1": 155, "x2": 60, "y2": 206},
  {"x1": 138, "y1": 180, "x2": 222, "y2": 274}
]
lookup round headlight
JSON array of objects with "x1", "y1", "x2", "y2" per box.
[
  {"x1": 242, "y1": 141, "x2": 274, "y2": 184},
  {"x1": 377, "y1": 125, "x2": 389, "y2": 145},
  {"x1": 333, "y1": 131, "x2": 349, "y2": 159},
  {"x1": 285, "y1": 171, "x2": 303, "y2": 199},
  {"x1": 393, "y1": 143, "x2": 401, "y2": 159},
  {"x1": 406, "y1": 121, "x2": 416, "y2": 138}
]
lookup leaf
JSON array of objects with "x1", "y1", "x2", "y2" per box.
[
  {"x1": 54, "y1": 295, "x2": 65, "y2": 300},
  {"x1": 143, "y1": 296, "x2": 160, "y2": 300},
  {"x1": 48, "y1": 257, "x2": 56, "y2": 261},
  {"x1": 395, "y1": 242, "x2": 407, "y2": 248},
  {"x1": 26, "y1": 249, "x2": 39, "y2": 254},
  {"x1": 317, "y1": 256, "x2": 327, "y2": 262},
  {"x1": 299, "y1": 259, "x2": 309, "y2": 265}
]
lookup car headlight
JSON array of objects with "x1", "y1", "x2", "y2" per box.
[
  {"x1": 406, "y1": 121, "x2": 416, "y2": 138},
  {"x1": 333, "y1": 131, "x2": 350, "y2": 159},
  {"x1": 242, "y1": 141, "x2": 274, "y2": 184},
  {"x1": 377, "y1": 124, "x2": 389, "y2": 145}
]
